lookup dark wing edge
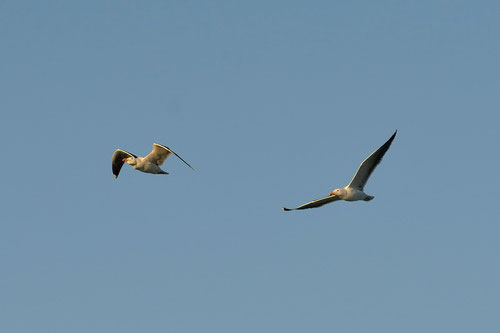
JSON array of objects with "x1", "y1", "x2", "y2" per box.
[
  {"x1": 348, "y1": 130, "x2": 397, "y2": 190},
  {"x1": 282, "y1": 195, "x2": 340, "y2": 211},
  {"x1": 154, "y1": 143, "x2": 195, "y2": 170},
  {"x1": 112, "y1": 149, "x2": 136, "y2": 178}
]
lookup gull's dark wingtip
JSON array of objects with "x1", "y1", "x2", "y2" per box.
[
  {"x1": 282, "y1": 206, "x2": 293, "y2": 211},
  {"x1": 383, "y1": 129, "x2": 397, "y2": 147},
  {"x1": 388, "y1": 130, "x2": 397, "y2": 144}
]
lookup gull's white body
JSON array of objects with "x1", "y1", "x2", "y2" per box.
[
  {"x1": 125, "y1": 156, "x2": 168, "y2": 174},
  {"x1": 330, "y1": 187, "x2": 374, "y2": 202}
]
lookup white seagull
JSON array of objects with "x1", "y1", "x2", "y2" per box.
[
  {"x1": 282, "y1": 130, "x2": 397, "y2": 211},
  {"x1": 112, "y1": 143, "x2": 194, "y2": 179}
]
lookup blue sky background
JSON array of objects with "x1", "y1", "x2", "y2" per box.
[{"x1": 1, "y1": 1, "x2": 499, "y2": 332}]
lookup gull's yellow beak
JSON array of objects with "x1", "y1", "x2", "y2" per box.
[
  {"x1": 122, "y1": 158, "x2": 127, "y2": 162},
  {"x1": 329, "y1": 191, "x2": 335, "y2": 196}
]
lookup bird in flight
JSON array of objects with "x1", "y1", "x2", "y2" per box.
[
  {"x1": 112, "y1": 143, "x2": 194, "y2": 179},
  {"x1": 282, "y1": 130, "x2": 397, "y2": 211}
]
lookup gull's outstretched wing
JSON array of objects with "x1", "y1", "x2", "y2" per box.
[
  {"x1": 144, "y1": 143, "x2": 195, "y2": 170},
  {"x1": 112, "y1": 149, "x2": 137, "y2": 178},
  {"x1": 282, "y1": 195, "x2": 341, "y2": 211},
  {"x1": 348, "y1": 130, "x2": 397, "y2": 191}
]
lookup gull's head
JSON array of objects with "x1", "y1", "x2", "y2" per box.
[
  {"x1": 122, "y1": 157, "x2": 136, "y2": 165},
  {"x1": 329, "y1": 188, "x2": 346, "y2": 198}
]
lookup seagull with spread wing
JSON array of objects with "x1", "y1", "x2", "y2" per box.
[
  {"x1": 112, "y1": 143, "x2": 194, "y2": 179},
  {"x1": 282, "y1": 130, "x2": 397, "y2": 211}
]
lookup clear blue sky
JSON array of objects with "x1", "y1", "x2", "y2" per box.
[{"x1": 1, "y1": 1, "x2": 499, "y2": 332}]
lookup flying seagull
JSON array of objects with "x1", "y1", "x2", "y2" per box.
[
  {"x1": 282, "y1": 130, "x2": 397, "y2": 211},
  {"x1": 112, "y1": 143, "x2": 194, "y2": 178}
]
